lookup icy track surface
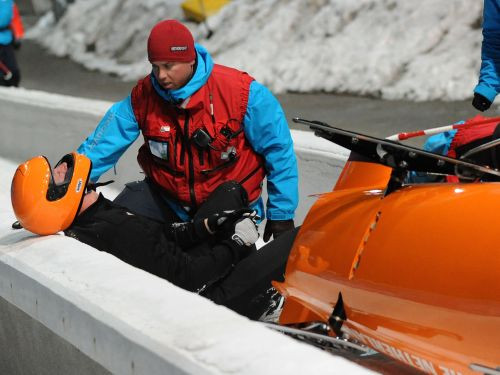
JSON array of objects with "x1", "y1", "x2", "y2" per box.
[{"x1": 27, "y1": 0, "x2": 483, "y2": 101}]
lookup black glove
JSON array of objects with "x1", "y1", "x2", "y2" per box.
[
  {"x1": 263, "y1": 219, "x2": 294, "y2": 242},
  {"x1": 194, "y1": 208, "x2": 258, "y2": 239},
  {"x1": 472, "y1": 92, "x2": 492, "y2": 112},
  {"x1": 12, "y1": 39, "x2": 21, "y2": 50}
]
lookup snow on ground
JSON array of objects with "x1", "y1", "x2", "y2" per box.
[{"x1": 27, "y1": 0, "x2": 483, "y2": 101}]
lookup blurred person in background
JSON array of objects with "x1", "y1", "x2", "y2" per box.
[
  {"x1": 77, "y1": 20, "x2": 298, "y2": 243},
  {"x1": 0, "y1": 0, "x2": 23, "y2": 86},
  {"x1": 473, "y1": 0, "x2": 500, "y2": 111},
  {"x1": 407, "y1": 115, "x2": 500, "y2": 183}
]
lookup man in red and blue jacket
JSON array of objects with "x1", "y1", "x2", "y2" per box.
[{"x1": 78, "y1": 20, "x2": 298, "y2": 242}]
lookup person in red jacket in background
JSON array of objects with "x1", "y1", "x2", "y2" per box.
[
  {"x1": 0, "y1": 1, "x2": 23, "y2": 86},
  {"x1": 10, "y1": 2, "x2": 24, "y2": 48},
  {"x1": 407, "y1": 115, "x2": 500, "y2": 183}
]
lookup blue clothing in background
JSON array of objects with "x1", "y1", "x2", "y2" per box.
[
  {"x1": 474, "y1": 0, "x2": 500, "y2": 103},
  {"x1": 421, "y1": 130, "x2": 457, "y2": 155},
  {"x1": 406, "y1": 130, "x2": 458, "y2": 183},
  {"x1": 0, "y1": 0, "x2": 13, "y2": 46}
]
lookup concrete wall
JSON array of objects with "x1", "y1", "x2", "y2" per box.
[{"x1": 0, "y1": 281, "x2": 111, "y2": 375}]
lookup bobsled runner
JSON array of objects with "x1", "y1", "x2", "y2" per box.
[{"x1": 270, "y1": 118, "x2": 500, "y2": 375}]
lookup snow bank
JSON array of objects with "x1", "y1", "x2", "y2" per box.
[
  {"x1": 27, "y1": 0, "x2": 483, "y2": 101},
  {"x1": 0, "y1": 161, "x2": 368, "y2": 374}
]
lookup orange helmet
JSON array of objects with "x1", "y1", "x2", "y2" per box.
[{"x1": 11, "y1": 152, "x2": 92, "y2": 235}]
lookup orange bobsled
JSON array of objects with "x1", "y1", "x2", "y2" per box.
[{"x1": 273, "y1": 119, "x2": 500, "y2": 375}]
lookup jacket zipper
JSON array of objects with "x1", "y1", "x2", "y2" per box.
[
  {"x1": 184, "y1": 110, "x2": 197, "y2": 208},
  {"x1": 201, "y1": 155, "x2": 239, "y2": 175},
  {"x1": 239, "y1": 164, "x2": 263, "y2": 185}
]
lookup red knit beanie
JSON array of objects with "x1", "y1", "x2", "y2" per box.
[{"x1": 147, "y1": 20, "x2": 196, "y2": 63}]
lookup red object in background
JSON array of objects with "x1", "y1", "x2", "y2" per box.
[{"x1": 10, "y1": 3, "x2": 24, "y2": 40}]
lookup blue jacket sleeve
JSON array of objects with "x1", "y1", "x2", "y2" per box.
[
  {"x1": 0, "y1": 0, "x2": 13, "y2": 45},
  {"x1": 422, "y1": 129, "x2": 458, "y2": 155},
  {"x1": 406, "y1": 129, "x2": 458, "y2": 183},
  {"x1": 243, "y1": 81, "x2": 298, "y2": 220},
  {"x1": 77, "y1": 95, "x2": 140, "y2": 182},
  {"x1": 475, "y1": 0, "x2": 500, "y2": 102}
]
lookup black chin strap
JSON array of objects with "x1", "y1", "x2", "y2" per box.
[{"x1": 86, "y1": 180, "x2": 115, "y2": 192}]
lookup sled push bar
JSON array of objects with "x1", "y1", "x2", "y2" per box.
[
  {"x1": 386, "y1": 116, "x2": 500, "y2": 141},
  {"x1": 293, "y1": 118, "x2": 500, "y2": 182}
]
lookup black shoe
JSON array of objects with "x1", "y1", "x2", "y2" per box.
[
  {"x1": 12, "y1": 221, "x2": 22, "y2": 229},
  {"x1": 258, "y1": 288, "x2": 285, "y2": 322}
]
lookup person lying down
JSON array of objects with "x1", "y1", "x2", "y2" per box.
[{"x1": 11, "y1": 152, "x2": 297, "y2": 320}]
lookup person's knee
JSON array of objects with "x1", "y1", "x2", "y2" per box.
[
  {"x1": 212, "y1": 180, "x2": 249, "y2": 205},
  {"x1": 114, "y1": 180, "x2": 149, "y2": 202},
  {"x1": 113, "y1": 180, "x2": 158, "y2": 215}
]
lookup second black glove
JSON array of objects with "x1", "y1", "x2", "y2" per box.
[{"x1": 472, "y1": 92, "x2": 492, "y2": 112}]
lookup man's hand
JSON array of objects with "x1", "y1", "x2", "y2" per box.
[
  {"x1": 223, "y1": 217, "x2": 259, "y2": 263},
  {"x1": 231, "y1": 217, "x2": 259, "y2": 246},
  {"x1": 194, "y1": 208, "x2": 258, "y2": 238},
  {"x1": 263, "y1": 219, "x2": 294, "y2": 242},
  {"x1": 472, "y1": 93, "x2": 492, "y2": 112}
]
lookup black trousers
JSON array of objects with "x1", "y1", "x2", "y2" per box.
[
  {"x1": 114, "y1": 179, "x2": 297, "y2": 320},
  {"x1": 203, "y1": 227, "x2": 298, "y2": 320},
  {"x1": 113, "y1": 178, "x2": 249, "y2": 225},
  {"x1": 0, "y1": 44, "x2": 20, "y2": 87}
]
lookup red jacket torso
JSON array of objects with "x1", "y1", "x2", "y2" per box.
[
  {"x1": 10, "y1": 4, "x2": 24, "y2": 40},
  {"x1": 131, "y1": 64, "x2": 266, "y2": 209}
]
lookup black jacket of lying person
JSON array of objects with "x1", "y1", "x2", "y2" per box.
[{"x1": 11, "y1": 152, "x2": 296, "y2": 320}]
